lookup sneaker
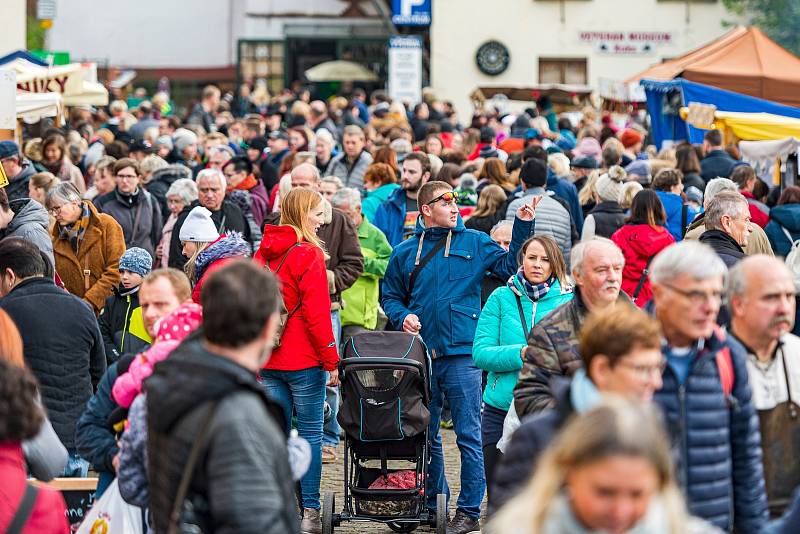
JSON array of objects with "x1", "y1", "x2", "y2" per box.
[
  {"x1": 447, "y1": 510, "x2": 479, "y2": 534},
  {"x1": 300, "y1": 507, "x2": 322, "y2": 534},
  {"x1": 321, "y1": 445, "x2": 337, "y2": 463}
]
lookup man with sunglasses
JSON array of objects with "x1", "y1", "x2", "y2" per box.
[
  {"x1": 650, "y1": 241, "x2": 768, "y2": 533},
  {"x1": 382, "y1": 180, "x2": 535, "y2": 534}
]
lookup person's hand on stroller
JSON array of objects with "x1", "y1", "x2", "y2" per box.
[
  {"x1": 402, "y1": 314, "x2": 422, "y2": 335},
  {"x1": 327, "y1": 369, "x2": 340, "y2": 387}
]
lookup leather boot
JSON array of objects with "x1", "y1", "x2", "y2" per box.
[{"x1": 300, "y1": 507, "x2": 322, "y2": 534}]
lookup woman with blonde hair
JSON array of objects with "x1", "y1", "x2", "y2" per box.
[
  {"x1": 465, "y1": 184, "x2": 508, "y2": 234},
  {"x1": 254, "y1": 187, "x2": 339, "y2": 533},
  {"x1": 489, "y1": 400, "x2": 714, "y2": 534},
  {"x1": 578, "y1": 169, "x2": 600, "y2": 218}
]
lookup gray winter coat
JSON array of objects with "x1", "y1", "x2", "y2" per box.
[
  {"x1": 3, "y1": 198, "x2": 54, "y2": 267},
  {"x1": 328, "y1": 150, "x2": 374, "y2": 190},
  {"x1": 506, "y1": 187, "x2": 573, "y2": 268},
  {"x1": 94, "y1": 187, "x2": 163, "y2": 257}
]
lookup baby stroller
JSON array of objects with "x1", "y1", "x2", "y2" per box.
[{"x1": 322, "y1": 331, "x2": 446, "y2": 534}]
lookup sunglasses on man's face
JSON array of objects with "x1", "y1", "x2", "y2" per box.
[{"x1": 426, "y1": 191, "x2": 459, "y2": 205}]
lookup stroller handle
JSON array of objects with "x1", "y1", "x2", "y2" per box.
[{"x1": 339, "y1": 357, "x2": 429, "y2": 404}]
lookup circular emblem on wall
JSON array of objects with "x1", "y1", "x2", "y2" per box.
[{"x1": 476, "y1": 41, "x2": 510, "y2": 76}]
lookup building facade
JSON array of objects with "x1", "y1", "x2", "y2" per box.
[{"x1": 430, "y1": 0, "x2": 737, "y2": 117}]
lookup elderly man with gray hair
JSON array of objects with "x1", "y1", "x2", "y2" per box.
[
  {"x1": 514, "y1": 236, "x2": 629, "y2": 416},
  {"x1": 698, "y1": 190, "x2": 752, "y2": 267},
  {"x1": 727, "y1": 255, "x2": 800, "y2": 517},
  {"x1": 649, "y1": 240, "x2": 768, "y2": 532},
  {"x1": 332, "y1": 187, "x2": 392, "y2": 338},
  {"x1": 685, "y1": 177, "x2": 773, "y2": 255}
]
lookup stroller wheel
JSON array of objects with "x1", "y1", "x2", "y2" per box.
[
  {"x1": 435, "y1": 494, "x2": 447, "y2": 534},
  {"x1": 322, "y1": 492, "x2": 335, "y2": 534},
  {"x1": 387, "y1": 520, "x2": 418, "y2": 532}
]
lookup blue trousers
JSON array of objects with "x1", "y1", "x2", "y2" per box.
[
  {"x1": 261, "y1": 367, "x2": 326, "y2": 510},
  {"x1": 323, "y1": 310, "x2": 342, "y2": 447},
  {"x1": 426, "y1": 355, "x2": 485, "y2": 519}
]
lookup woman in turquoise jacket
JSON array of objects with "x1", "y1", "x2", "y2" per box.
[{"x1": 473, "y1": 234, "x2": 573, "y2": 496}]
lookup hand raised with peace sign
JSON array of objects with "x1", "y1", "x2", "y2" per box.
[{"x1": 516, "y1": 195, "x2": 541, "y2": 222}]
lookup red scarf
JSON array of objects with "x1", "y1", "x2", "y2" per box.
[{"x1": 227, "y1": 174, "x2": 258, "y2": 193}]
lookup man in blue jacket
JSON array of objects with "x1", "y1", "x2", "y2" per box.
[
  {"x1": 382, "y1": 180, "x2": 535, "y2": 534},
  {"x1": 649, "y1": 241, "x2": 768, "y2": 532},
  {"x1": 701, "y1": 129, "x2": 737, "y2": 182},
  {"x1": 373, "y1": 152, "x2": 431, "y2": 247}
]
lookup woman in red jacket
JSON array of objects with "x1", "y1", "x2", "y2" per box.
[
  {"x1": 253, "y1": 187, "x2": 338, "y2": 532},
  {"x1": 611, "y1": 189, "x2": 676, "y2": 307},
  {"x1": 0, "y1": 359, "x2": 69, "y2": 534}
]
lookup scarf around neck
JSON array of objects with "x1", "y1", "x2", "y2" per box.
[
  {"x1": 510, "y1": 269, "x2": 555, "y2": 302},
  {"x1": 58, "y1": 202, "x2": 91, "y2": 253},
  {"x1": 227, "y1": 173, "x2": 258, "y2": 193}
]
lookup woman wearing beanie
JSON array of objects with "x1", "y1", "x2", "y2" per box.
[
  {"x1": 581, "y1": 165, "x2": 627, "y2": 240},
  {"x1": 98, "y1": 247, "x2": 154, "y2": 361},
  {"x1": 178, "y1": 205, "x2": 250, "y2": 303},
  {"x1": 254, "y1": 187, "x2": 338, "y2": 534},
  {"x1": 611, "y1": 190, "x2": 675, "y2": 307},
  {"x1": 473, "y1": 235, "x2": 573, "y2": 503}
]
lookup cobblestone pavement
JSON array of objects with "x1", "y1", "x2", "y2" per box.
[{"x1": 320, "y1": 428, "x2": 485, "y2": 533}]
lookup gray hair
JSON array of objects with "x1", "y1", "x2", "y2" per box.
[
  {"x1": 490, "y1": 220, "x2": 513, "y2": 236},
  {"x1": 704, "y1": 178, "x2": 738, "y2": 206},
  {"x1": 166, "y1": 178, "x2": 199, "y2": 205},
  {"x1": 570, "y1": 236, "x2": 623, "y2": 276},
  {"x1": 45, "y1": 182, "x2": 82, "y2": 208},
  {"x1": 726, "y1": 255, "x2": 794, "y2": 302},
  {"x1": 208, "y1": 145, "x2": 235, "y2": 159},
  {"x1": 343, "y1": 125, "x2": 365, "y2": 139},
  {"x1": 321, "y1": 175, "x2": 343, "y2": 189},
  {"x1": 331, "y1": 187, "x2": 361, "y2": 210},
  {"x1": 195, "y1": 168, "x2": 226, "y2": 189},
  {"x1": 650, "y1": 240, "x2": 727, "y2": 285},
  {"x1": 316, "y1": 129, "x2": 334, "y2": 146},
  {"x1": 704, "y1": 191, "x2": 748, "y2": 231},
  {"x1": 139, "y1": 154, "x2": 168, "y2": 176}
]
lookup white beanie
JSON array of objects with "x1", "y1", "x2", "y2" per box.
[
  {"x1": 173, "y1": 128, "x2": 198, "y2": 154},
  {"x1": 596, "y1": 165, "x2": 626, "y2": 203},
  {"x1": 179, "y1": 206, "x2": 219, "y2": 243}
]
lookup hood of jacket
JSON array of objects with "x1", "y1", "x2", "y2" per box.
[
  {"x1": 147, "y1": 334, "x2": 286, "y2": 434},
  {"x1": 257, "y1": 224, "x2": 304, "y2": 261},
  {"x1": 150, "y1": 164, "x2": 192, "y2": 186},
  {"x1": 194, "y1": 232, "x2": 251, "y2": 281},
  {"x1": 699, "y1": 228, "x2": 745, "y2": 258},
  {"x1": 769, "y1": 204, "x2": 800, "y2": 232},
  {"x1": 8, "y1": 198, "x2": 49, "y2": 233},
  {"x1": 615, "y1": 223, "x2": 675, "y2": 258}
]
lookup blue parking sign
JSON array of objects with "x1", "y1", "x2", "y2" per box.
[{"x1": 392, "y1": 0, "x2": 432, "y2": 26}]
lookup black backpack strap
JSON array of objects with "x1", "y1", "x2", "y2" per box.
[
  {"x1": 274, "y1": 243, "x2": 301, "y2": 274},
  {"x1": 632, "y1": 255, "x2": 655, "y2": 301},
  {"x1": 7, "y1": 483, "x2": 39, "y2": 534},
  {"x1": 681, "y1": 203, "x2": 688, "y2": 238},
  {"x1": 408, "y1": 237, "x2": 447, "y2": 294},
  {"x1": 514, "y1": 293, "x2": 529, "y2": 340}
]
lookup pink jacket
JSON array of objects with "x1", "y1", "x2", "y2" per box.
[{"x1": 112, "y1": 302, "x2": 202, "y2": 408}]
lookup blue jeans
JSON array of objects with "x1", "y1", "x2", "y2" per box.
[
  {"x1": 323, "y1": 310, "x2": 342, "y2": 448},
  {"x1": 426, "y1": 355, "x2": 485, "y2": 519},
  {"x1": 261, "y1": 367, "x2": 326, "y2": 510},
  {"x1": 61, "y1": 450, "x2": 90, "y2": 478}
]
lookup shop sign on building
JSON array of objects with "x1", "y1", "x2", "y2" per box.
[
  {"x1": 388, "y1": 35, "x2": 423, "y2": 104},
  {"x1": 579, "y1": 31, "x2": 673, "y2": 55}
]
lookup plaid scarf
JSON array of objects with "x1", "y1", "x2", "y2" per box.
[
  {"x1": 509, "y1": 269, "x2": 555, "y2": 302},
  {"x1": 58, "y1": 202, "x2": 91, "y2": 253}
]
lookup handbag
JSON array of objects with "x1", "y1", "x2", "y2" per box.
[
  {"x1": 167, "y1": 400, "x2": 221, "y2": 534},
  {"x1": 76, "y1": 479, "x2": 144, "y2": 534}
]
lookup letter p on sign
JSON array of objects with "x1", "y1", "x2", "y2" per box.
[{"x1": 401, "y1": 0, "x2": 425, "y2": 16}]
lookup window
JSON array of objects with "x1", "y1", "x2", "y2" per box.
[
  {"x1": 538, "y1": 58, "x2": 587, "y2": 85},
  {"x1": 237, "y1": 40, "x2": 285, "y2": 95}
]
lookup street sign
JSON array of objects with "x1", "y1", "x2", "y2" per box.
[
  {"x1": 388, "y1": 35, "x2": 423, "y2": 105},
  {"x1": 36, "y1": 0, "x2": 56, "y2": 20},
  {"x1": 391, "y1": 0, "x2": 431, "y2": 26}
]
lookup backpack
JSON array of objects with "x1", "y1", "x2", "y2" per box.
[
  {"x1": 266, "y1": 243, "x2": 301, "y2": 347},
  {"x1": 780, "y1": 226, "x2": 800, "y2": 291}
]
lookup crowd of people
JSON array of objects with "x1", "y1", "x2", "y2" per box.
[{"x1": 1, "y1": 82, "x2": 800, "y2": 534}]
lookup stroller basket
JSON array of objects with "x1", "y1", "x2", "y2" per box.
[{"x1": 352, "y1": 467, "x2": 424, "y2": 518}]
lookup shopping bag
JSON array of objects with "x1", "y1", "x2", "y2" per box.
[{"x1": 75, "y1": 479, "x2": 144, "y2": 534}]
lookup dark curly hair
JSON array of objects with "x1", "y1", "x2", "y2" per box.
[{"x1": 0, "y1": 359, "x2": 44, "y2": 442}]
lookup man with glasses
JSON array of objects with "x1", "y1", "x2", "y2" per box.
[
  {"x1": 650, "y1": 241, "x2": 768, "y2": 532},
  {"x1": 374, "y1": 152, "x2": 432, "y2": 246},
  {"x1": 94, "y1": 158, "x2": 162, "y2": 257},
  {"x1": 493, "y1": 303, "x2": 664, "y2": 513},
  {"x1": 699, "y1": 190, "x2": 753, "y2": 267},
  {"x1": 382, "y1": 180, "x2": 535, "y2": 534}
]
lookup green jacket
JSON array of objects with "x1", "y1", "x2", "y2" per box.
[
  {"x1": 473, "y1": 276, "x2": 573, "y2": 411},
  {"x1": 341, "y1": 217, "x2": 393, "y2": 329}
]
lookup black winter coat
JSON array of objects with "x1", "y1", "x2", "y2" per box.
[
  {"x1": 701, "y1": 149, "x2": 737, "y2": 182},
  {"x1": 147, "y1": 164, "x2": 193, "y2": 224},
  {"x1": 0, "y1": 277, "x2": 106, "y2": 448},
  {"x1": 168, "y1": 200, "x2": 251, "y2": 269},
  {"x1": 587, "y1": 201, "x2": 626, "y2": 238},
  {"x1": 698, "y1": 229, "x2": 746, "y2": 268},
  {"x1": 75, "y1": 361, "x2": 121, "y2": 474},
  {"x1": 147, "y1": 337, "x2": 298, "y2": 534},
  {"x1": 98, "y1": 285, "x2": 150, "y2": 361},
  {"x1": 654, "y1": 331, "x2": 768, "y2": 532},
  {"x1": 94, "y1": 188, "x2": 163, "y2": 257}
]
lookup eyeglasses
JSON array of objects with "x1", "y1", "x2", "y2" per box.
[
  {"x1": 116, "y1": 173, "x2": 138, "y2": 180},
  {"x1": 616, "y1": 359, "x2": 667, "y2": 380},
  {"x1": 662, "y1": 283, "x2": 722, "y2": 305},
  {"x1": 48, "y1": 203, "x2": 72, "y2": 215},
  {"x1": 426, "y1": 191, "x2": 459, "y2": 205}
]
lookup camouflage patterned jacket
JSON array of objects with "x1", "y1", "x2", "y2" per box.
[{"x1": 513, "y1": 288, "x2": 631, "y2": 417}]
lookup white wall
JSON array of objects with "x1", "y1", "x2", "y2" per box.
[
  {"x1": 431, "y1": 0, "x2": 737, "y2": 118},
  {"x1": 0, "y1": 0, "x2": 27, "y2": 57}
]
